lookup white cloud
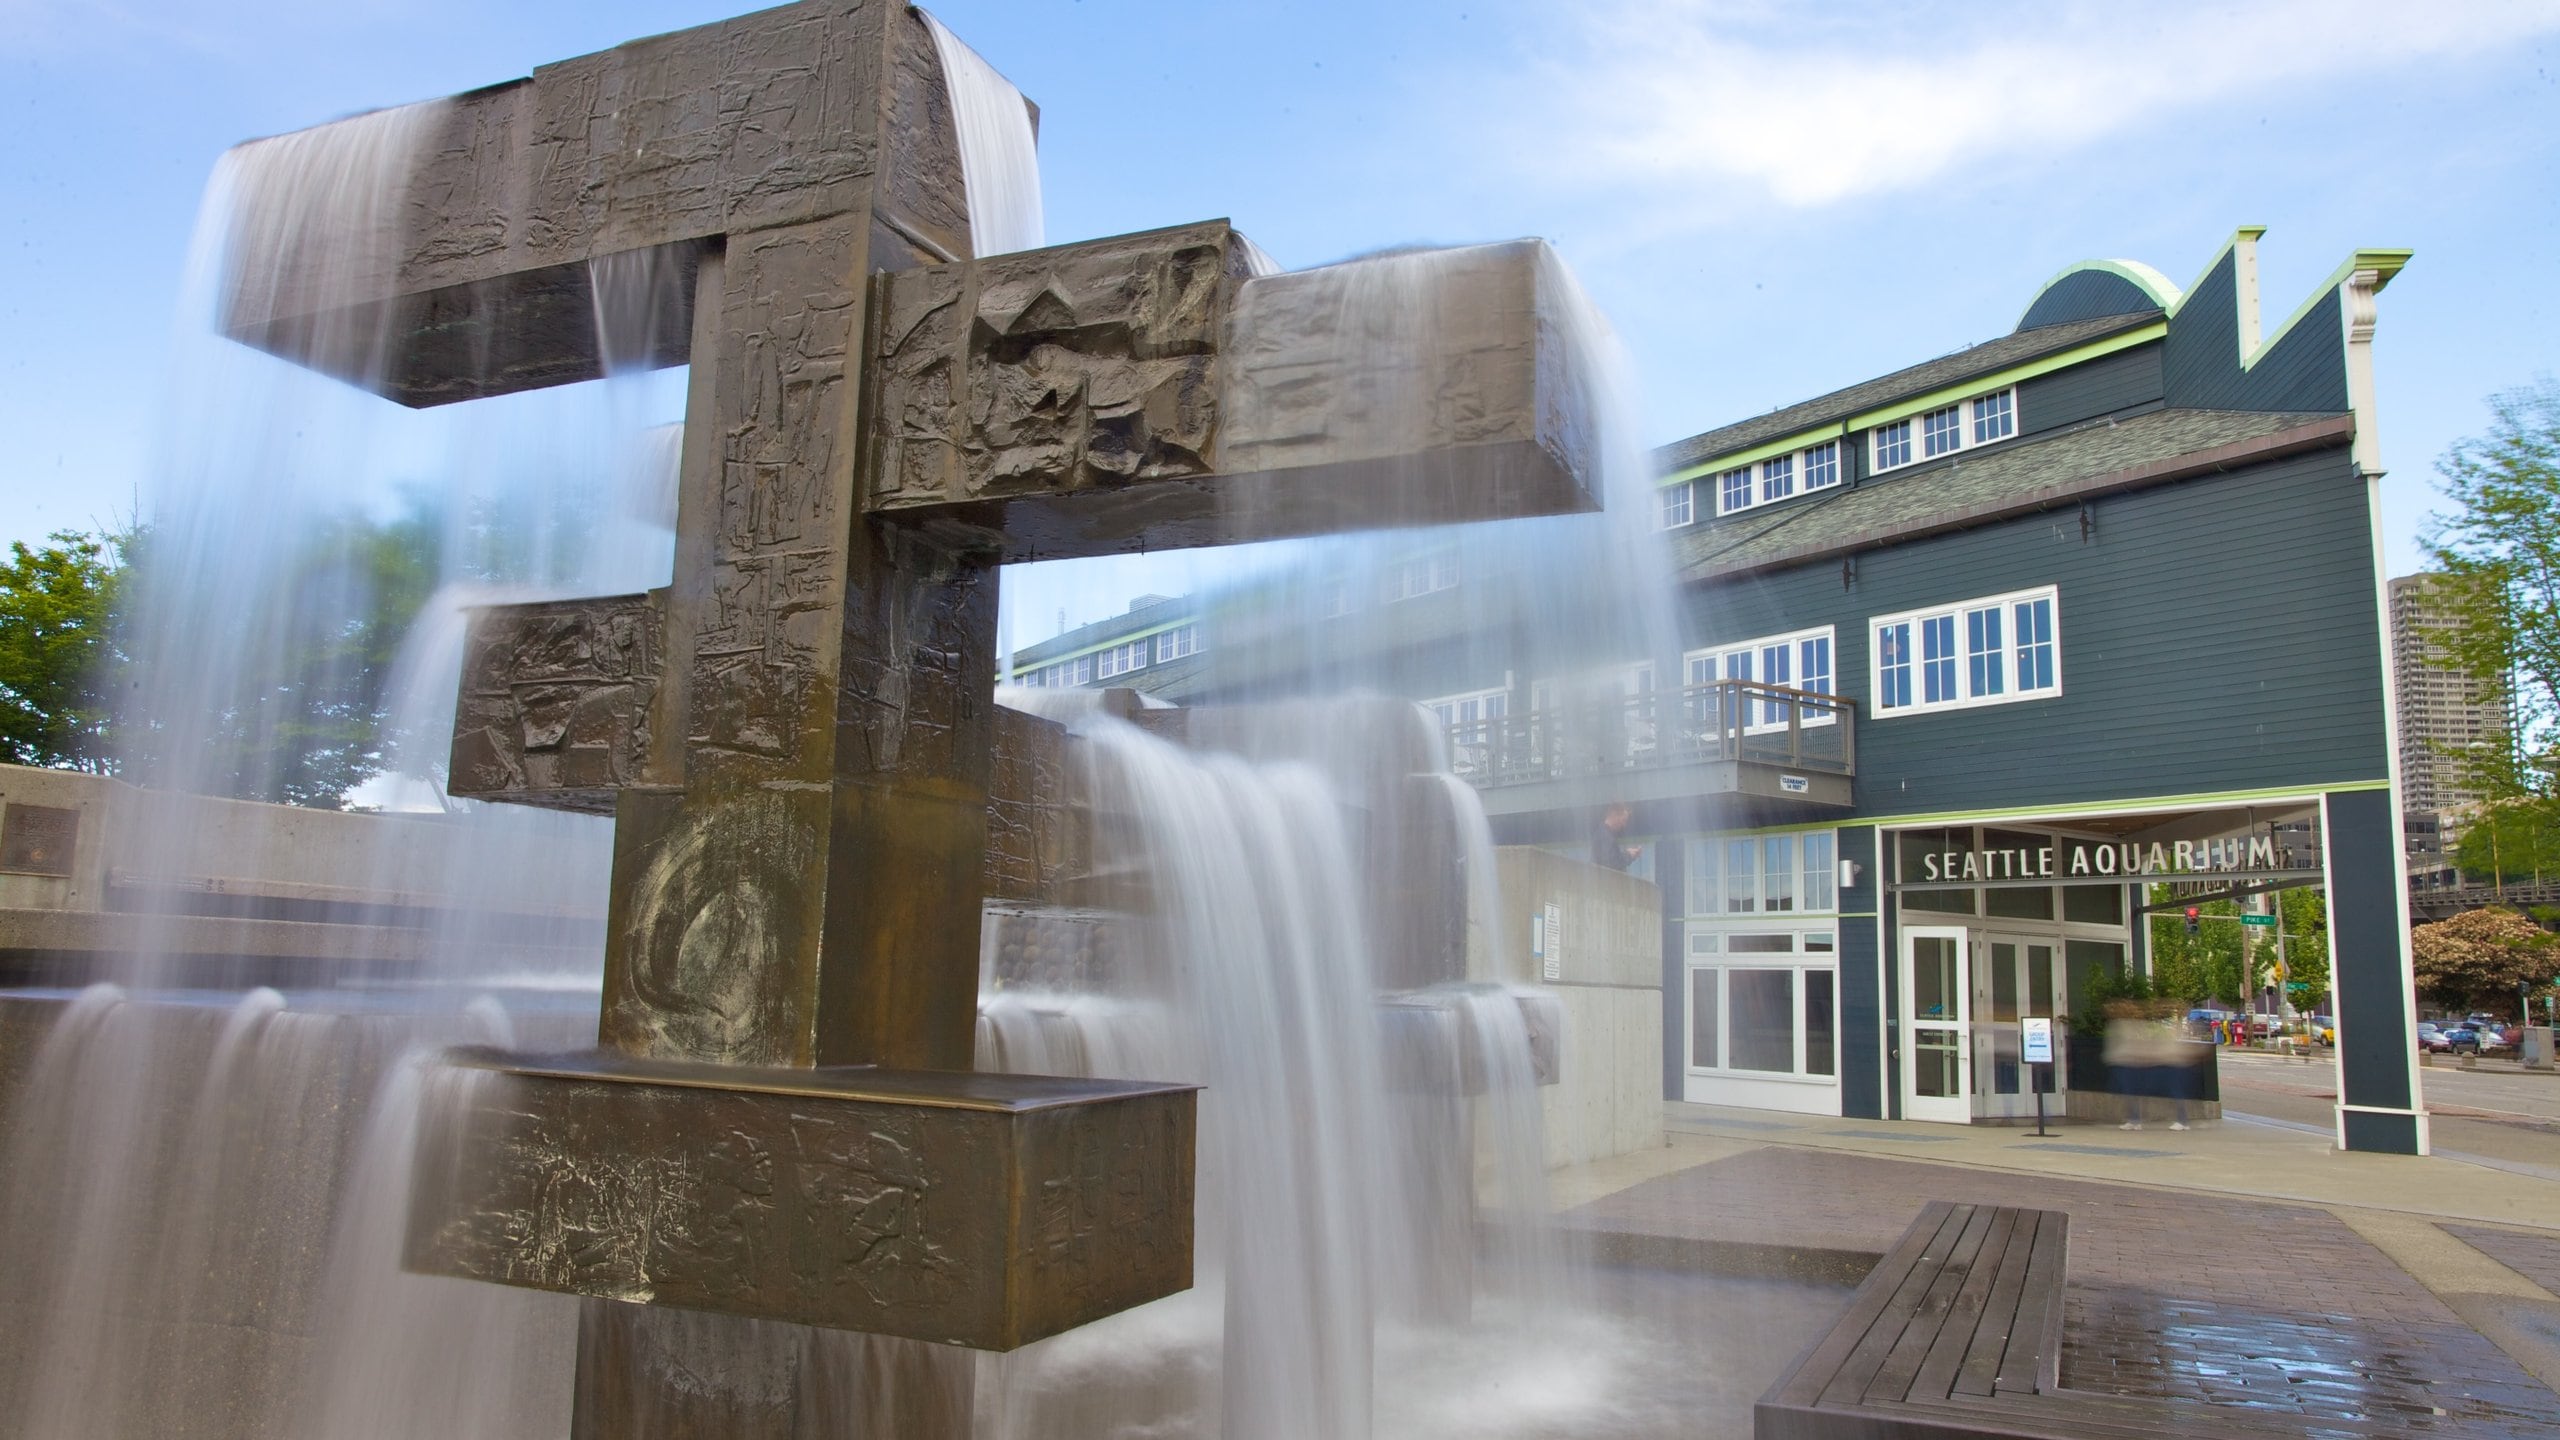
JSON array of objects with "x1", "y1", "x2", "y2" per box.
[{"x1": 1495, "y1": 0, "x2": 2560, "y2": 210}]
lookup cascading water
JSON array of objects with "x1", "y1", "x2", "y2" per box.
[{"x1": 0, "y1": 11, "x2": 1807, "y2": 1439}]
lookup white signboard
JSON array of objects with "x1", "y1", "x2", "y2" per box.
[
  {"x1": 1542, "y1": 902, "x2": 1563, "y2": 982},
  {"x1": 2021, "y1": 1016, "x2": 2054, "y2": 1065}
]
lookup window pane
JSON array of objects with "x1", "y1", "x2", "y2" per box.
[
  {"x1": 1877, "y1": 621, "x2": 1913, "y2": 710},
  {"x1": 2014, "y1": 597, "x2": 2055, "y2": 692},
  {"x1": 1660, "y1": 482, "x2": 1693, "y2": 528},
  {"x1": 1721, "y1": 467, "x2": 1752, "y2": 512},
  {"x1": 1800, "y1": 635, "x2": 1833, "y2": 697},
  {"x1": 1760, "y1": 644, "x2": 1792, "y2": 724},
  {"x1": 1805, "y1": 970, "x2": 1836, "y2": 1077},
  {"x1": 1729, "y1": 969, "x2": 1796, "y2": 1072},
  {"x1": 1802, "y1": 831, "x2": 1836, "y2": 911},
  {"x1": 1973, "y1": 389, "x2": 2015, "y2": 443},
  {"x1": 1967, "y1": 605, "x2": 2004, "y2": 697},
  {"x1": 1728, "y1": 933, "x2": 1796, "y2": 953},
  {"x1": 1804, "y1": 441, "x2": 1839, "y2": 489},
  {"x1": 1763, "y1": 835, "x2": 1797, "y2": 911},
  {"x1": 1690, "y1": 968, "x2": 1720, "y2": 1068},
  {"x1": 1687, "y1": 839, "x2": 1721, "y2": 916},
  {"x1": 1914, "y1": 1030, "x2": 1962, "y2": 1097},
  {"x1": 1874, "y1": 420, "x2": 1911, "y2": 470},
  {"x1": 1725, "y1": 839, "x2": 1758, "y2": 912},
  {"x1": 1991, "y1": 942, "x2": 2021, "y2": 1022},
  {"x1": 1986, "y1": 885, "x2": 2055, "y2": 919},
  {"x1": 2062, "y1": 884, "x2": 2123, "y2": 925},
  {"x1": 1921, "y1": 615, "x2": 1958, "y2": 704},
  {"x1": 1761, "y1": 454, "x2": 1795, "y2": 502},
  {"x1": 1913, "y1": 937, "x2": 1957, "y2": 1019},
  {"x1": 2028, "y1": 945, "x2": 2056, "y2": 1016},
  {"x1": 1923, "y1": 404, "x2": 1963, "y2": 457}
]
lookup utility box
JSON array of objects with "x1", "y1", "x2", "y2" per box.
[{"x1": 2522, "y1": 1026, "x2": 2554, "y2": 1070}]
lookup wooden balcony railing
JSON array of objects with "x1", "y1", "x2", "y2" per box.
[{"x1": 1441, "y1": 679, "x2": 1854, "y2": 789}]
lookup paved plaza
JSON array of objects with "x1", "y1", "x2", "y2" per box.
[{"x1": 1551, "y1": 1094, "x2": 2560, "y2": 1436}]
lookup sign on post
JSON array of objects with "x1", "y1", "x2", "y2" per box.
[
  {"x1": 2022, "y1": 1016, "x2": 2054, "y2": 1065},
  {"x1": 2241, "y1": 913, "x2": 2275, "y2": 928}
]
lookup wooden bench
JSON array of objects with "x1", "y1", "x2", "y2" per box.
[{"x1": 1757, "y1": 1201, "x2": 2431, "y2": 1440}]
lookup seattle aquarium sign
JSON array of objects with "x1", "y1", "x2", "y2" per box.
[{"x1": 1902, "y1": 833, "x2": 2299, "y2": 887}]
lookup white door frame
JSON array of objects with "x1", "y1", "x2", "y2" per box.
[{"x1": 1900, "y1": 925, "x2": 1972, "y2": 1124}]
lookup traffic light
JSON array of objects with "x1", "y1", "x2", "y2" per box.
[{"x1": 2184, "y1": 906, "x2": 2200, "y2": 936}]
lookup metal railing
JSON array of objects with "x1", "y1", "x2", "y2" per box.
[{"x1": 1442, "y1": 679, "x2": 1855, "y2": 788}]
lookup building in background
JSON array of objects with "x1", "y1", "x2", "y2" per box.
[
  {"x1": 2387, "y1": 572, "x2": 2505, "y2": 879},
  {"x1": 1000, "y1": 230, "x2": 2430, "y2": 1154}
]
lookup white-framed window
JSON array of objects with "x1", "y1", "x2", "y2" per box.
[
  {"x1": 1872, "y1": 418, "x2": 1912, "y2": 471},
  {"x1": 1154, "y1": 624, "x2": 1199, "y2": 662},
  {"x1": 1322, "y1": 581, "x2": 1354, "y2": 618},
  {"x1": 1388, "y1": 551, "x2": 1460, "y2": 601},
  {"x1": 1096, "y1": 639, "x2": 1150, "y2": 679},
  {"x1": 1709, "y1": 438, "x2": 1847, "y2": 519},
  {"x1": 1660, "y1": 481, "x2": 1695, "y2": 529},
  {"x1": 1686, "y1": 829, "x2": 1840, "y2": 916},
  {"x1": 1428, "y1": 685, "x2": 1510, "y2": 775},
  {"x1": 1683, "y1": 926, "x2": 1838, "y2": 1080},
  {"x1": 1973, "y1": 390, "x2": 2015, "y2": 444},
  {"x1": 1070, "y1": 654, "x2": 1095, "y2": 686},
  {"x1": 1803, "y1": 440, "x2": 1840, "y2": 491},
  {"x1": 1685, "y1": 626, "x2": 1838, "y2": 731},
  {"x1": 1870, "y1": 585, "x2": 2061, "y2": 716},
  {"x1": 1760, "y1": 453, "x2": 1795, "y2": 504},
  {"x1": 1870, "y1": 386, "x2": 2017, "y2": 474}
]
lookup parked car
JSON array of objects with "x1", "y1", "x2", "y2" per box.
[
  {"x1": 2248, "y1": 1013, "x2": 2282, "y2": 1038},
  {"x1": 2416, "y1": 1022, "x2": 2453, "y2": 1054},
  {"x1": 2309, "y1": 1015, "x2": 2336, "y2": 1046},
  {"x1": 2441, "y1": 1025, "x2": 2484, "y2": 1055},
  {"x1": 2188, "y1": 1008, "x2": 2235, "y2": 1039}
]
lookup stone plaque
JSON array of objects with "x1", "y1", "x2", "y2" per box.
[{"x1": 0, "y1": 803, "x2": 78, "y2": 876}]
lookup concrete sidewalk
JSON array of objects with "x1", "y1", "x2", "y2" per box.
[{"x1": 1548, "y1": 1102, "x2": 2560, "y2": 1432}]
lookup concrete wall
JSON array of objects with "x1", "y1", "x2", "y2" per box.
[{"x1": 1489, "y1": 846, "x2": 1664, "y2": 1168}]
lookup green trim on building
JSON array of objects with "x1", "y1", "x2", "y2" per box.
[
  {"x1": 1858, "y1": 779, "x2": 2390, "y2": 831},
  {"x1": 1662, "y1": 322, "x2": 2168, "y2": 486},
  {"x1": 2015, "y1": 258, "x2": 2183, "y2": 329},
  {"x1": 1009, "y1": 614, "x2": 1196, "y2": 675}
]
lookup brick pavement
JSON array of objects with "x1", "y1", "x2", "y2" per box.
[
  {"x1": 1564, "y1": 1146, "x2": 2446, "y2": 1322},
  {"x1": 2446, "y1": 1225, "x2": 2560, "y2": 1299},
  {"x1": 1564, "y1": 1147, "x2": 2560, "y2": 1434}
]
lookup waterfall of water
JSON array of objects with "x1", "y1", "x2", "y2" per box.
[{"x1": 923, "y1": 10, "x2": 1046, "y2": 257}]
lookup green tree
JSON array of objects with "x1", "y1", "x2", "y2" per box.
[
  {"x1": 2278, "y1": 886, "x2": 2331, "y2": 1007},
  {"x1": 0, "y1": 528, "x2": 129, "y2": 772},
  {"x1": 130, "y1": 508, "x2": 442, "y2": 809},
  {"x1": 2145, "y1": 888, "x2": 2250, "y2": 1005},
  {"x1": 2410, "y1": 906, "x2": 2560, "y2": 1014},
  {"x1": 2425, "y1": 382, "x2": 2560, "y2": 869}
]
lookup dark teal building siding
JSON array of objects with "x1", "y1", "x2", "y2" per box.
[
  {"x1": 2016, "y1": 342, "x2": 2164, "y2": 437},
  {"x1": 1687, "y1": 441, "x2": 2389, "y2": 818},
  {"x1": 2164, "y1": 250, "x2": 2350, "y2": 414}
]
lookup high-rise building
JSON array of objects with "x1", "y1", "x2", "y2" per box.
[{"x1": 2388, "y1": 573, "x2": 2503, "y2": 833}]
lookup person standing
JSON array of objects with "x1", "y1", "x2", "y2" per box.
[{"x1": 1591, "y1": 802, "x2": 1638, "y2": 872}]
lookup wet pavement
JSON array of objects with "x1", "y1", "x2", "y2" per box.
[{"x1": 1559, "y1": 1141, "x2": 2560, "y2": 1436}]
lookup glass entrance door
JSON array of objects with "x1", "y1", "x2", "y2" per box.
[
  {"x1": 1973, "y1": 935, "x2": 2061, "y2": 1120},
  {"x1": 1900, "y1": 927, "x2": 1970, "y2": 1123}
]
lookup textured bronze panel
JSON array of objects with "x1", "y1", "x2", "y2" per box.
[
  {"x1": 406, "y1": 1050, "x2": 1197, "y2": 1350},
  {"x1": 449, "y1": 592, "x2": 667, "y2": 814},
  {"x1": 867, "y1": 234, "x2": 1605, "y2": 559}
]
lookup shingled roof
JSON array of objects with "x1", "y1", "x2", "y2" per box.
[
  {"x1": 1654, "y1": 311, "x2": 2164, "y2": 476},
  {"x1": 1671, "y1": 407, "x2": 2353, "y2": 582}
]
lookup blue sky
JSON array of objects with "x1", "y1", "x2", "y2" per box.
[{"x1": 4, "y1": 0, "x2": 2556, "y2": 636}]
